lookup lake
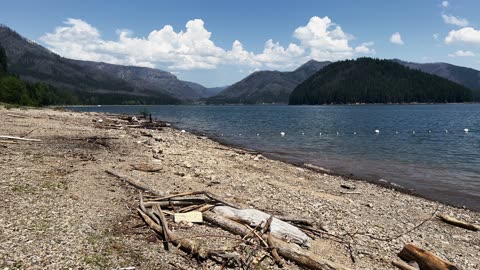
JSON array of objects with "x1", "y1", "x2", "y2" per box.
[{"x1": 69, "y1": 104, "x2": 480, "y2": 210}]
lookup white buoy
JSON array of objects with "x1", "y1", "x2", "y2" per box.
[
  {"x1": 181, "y1": 129, "x2": 186, "y2": 133},
  {"x1": 256, "y1": 133, "x2": 260, "y2": 136},
  {"x1": 280, "y1": 132, "x2": 285, "y2": 137},
  {"x1": 336, "y1": 132, "x2": 339, "y2": 135},
  {"x1": 374, "y1": 129, "x2": 380, "y2": 134},
  {"x1": 464, "y1": 128, "x2": 469, "y2": 133},
  {"x1": 302, "y1": 132, "x2": 305, "y2": 136},
  {"x1": 428, "y1": 130, "x2": 431, "y2": 133},
  {"x1": 445, "y1": 130, "x2": 448, "y2": 133},
  {"x1": 319, "y1": 132, "x2": 322, "y2": 136},
  {"x1": 221, "y1": 134, "x2": 224, "y2": 136},
  {"x1": 239, "y1": 134, "x2": 242, "y2": 136},
  {"x1": 412, "y1": 131, "x2": 415, "y2": 134},
  {"x1": 353, "y1": 132, "x2": 356, "y2": 135},
  {"x1": 395, "y1": 131, "x2": 398, "y2": 134}
]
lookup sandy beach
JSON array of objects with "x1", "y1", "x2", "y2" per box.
[{"x1": 0, "y1": 106, "x2": 478, "y2": 270}]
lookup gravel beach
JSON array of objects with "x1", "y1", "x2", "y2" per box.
[{"x1": 0, "y1": 107, "x2": 478, "y2": 270}]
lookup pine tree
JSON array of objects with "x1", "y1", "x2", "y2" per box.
[{"x1": 0, "y1": 45, "x2": 7, "y2": 73}]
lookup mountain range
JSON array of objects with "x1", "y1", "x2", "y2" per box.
[
  {"x1": 1, "y1": 24, "x2": 480, "y2": 105},
  {"x1": 207, "y1": 60, "x2": 330, "y2": 104},
  {"x1": 0, "y1": 25, "x2": 220, "y2": 104}
]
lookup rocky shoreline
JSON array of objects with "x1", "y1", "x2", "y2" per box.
[{"x1": 0, "y1": 107, "x2": 478, "y2": 269}]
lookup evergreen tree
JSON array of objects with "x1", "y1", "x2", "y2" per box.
[{"x1": 0, "y1": 45, "x2": 7, "y2": 73}]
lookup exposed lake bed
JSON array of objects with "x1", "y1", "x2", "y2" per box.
[
  {"x1": 2, "y1": 106, "x2": 478, "y2": 269},
  {"x1": 71, "y1": 104, "x2": 480, "y2": 211}
]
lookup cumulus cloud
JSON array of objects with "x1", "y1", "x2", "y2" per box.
[
  {"x1": 445, "y1": 27, "x2": 480, "y2": 45},
  {"x1": 41, "y1": 17, "x2": 374, "y2": 71},
  {"x1": 441, "y1": 1, "x2": 449, "y2": 8},
  {"x1": 390, "y1": 32, "x2": 404, "y2": 45},
  {"x1": 354, "y1": 42, "x2": 376, "y2": 54},
  {"x1": 441, "y1": 14, "x2": 469, "y2": 27},
  {"x1": 448, "y1": 50, "x2": 475, "y2": 57}
]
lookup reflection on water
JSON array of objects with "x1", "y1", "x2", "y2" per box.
[{"x1": 69, "y1": 104, "x2": 480, "y2": 210}]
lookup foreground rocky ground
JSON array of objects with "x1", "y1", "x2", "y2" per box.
[{"x1": 0, "y1": 107, "x2": 478, "y2": 270}]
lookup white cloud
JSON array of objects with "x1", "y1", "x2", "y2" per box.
[
  {"x1": 293, "y1": 16, "x2": 354, "y2": 61},
  {"x1": 354, "y1": 42, "x2": 376, "y2": 54},
  {"x1": 445, "y1": 27, "x2": 480, "y2": 45},
  {"x1": 448, "y1": 50, "x2": 475, "y2": 57},
  {"x1": 41, "y1": 17, "x2": 374, "y2": 71},
  {"x1": 441, "y1": 1, "x2": 449, "y2": 8},
  {"x1": 390, "y1": 32, "x2": 404, "y2": 45},
  {"x1": 442, "y1": 14, "x2": 469, "y2": 27},
  {"x1": 433, "y1": 33, "x2": 439, "y2": 40}
]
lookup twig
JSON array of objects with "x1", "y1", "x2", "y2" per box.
[
  {"x1": 360, "y1": 205, "x2": 440, "y2": 242},
  {"x1": 0, "y1": 135, "x2": 41, "y2": 142},
  {"x1": 244, "y1": 224, "x2": 268, "y2": 247}
]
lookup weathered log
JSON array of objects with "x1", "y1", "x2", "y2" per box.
[
  {"x1": 0, "y1": 135, "x2": 41, "y2": 142},
  {"x1": 131, "y1": 164, "x2": 163, "y2": 172},
  {"x1": 6, "y1": 113, "x2": 26, "y2": 118},
  {"x1": 138, "y1": 209, "x2": 209, "y2": 258},
  {"x1": 275, "y1": 215, "x2": 315, "y2": 226},
  {"x1": 213, "y1": 206, "x2": 310, "y2": 247},
  {"x1": 437, "y1": 214, "x2": 479, "y2": 231},
  {"x1": 105, "y1": 170, "x2": 165, "y2": 196},
  {"x1": 143, "y1": 200, "x2": 215, "y2": 208},
  {"x1": 398, "y1": 243, "x2": 459, "y2": 270},
  {"x1": 203, "y1": 211, "x2": 351, "y2": 270},
  {"x1": 154, "y1": 191, "x2": 241, "y2": 209},
  {"x1": 392, "y1": 259, "x2": 418, "y2": 270},
  {"x1": 152, "y1": 205, "x2": 170, "y2": 251},
  {"x1": 0, "y1": 140, "x2": 17, "y2": 144}
]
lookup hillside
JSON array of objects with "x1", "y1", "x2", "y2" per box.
[
  {"x1": 0, "y1": 25, "x2": 205, "y2": 104},
  {"x1": 395, "y1": 59, "x2": 480, "y2": 100},
  {"x1": 289, "y1": 58, "x2": 473, "y2": 105},
  {"x1": 207, "y1": 60, "x2": 330, "y2": 104}
]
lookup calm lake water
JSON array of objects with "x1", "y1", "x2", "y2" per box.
[{"x1": 69, "y1": 104, "x2": 480, "y2": 210}]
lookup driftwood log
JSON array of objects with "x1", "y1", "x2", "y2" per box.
[
  {"x1": 437, "y1": 214, "x2": 479, "y2": 231},
  {"x1": 213, "y1": 206, "x2": 310, "y2": 247},
  {"x1": 0, "y1": 135, "x2": 41, "y2": 142},
  {"x1": 203, "y1": 211, "x2": 351, "y2": 270},
  {"x1": 398, "y1": 243, "x2": 459, "y2": 270},
  {"x1": 131, "y1": 164, "x2": 163, "y2": 172},
  {"x1": 392, "y1": 259, "x2": 419, "y2": 270},
  {"x1": 105, "y1": 170, "x2": 165, "y2": 196}
]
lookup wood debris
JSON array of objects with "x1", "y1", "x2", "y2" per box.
[
  {"x1": 437, "y1": 214, "x2": 479, "y2": 231},
  {"x1": 398, "y1": 243, "x2": 459, "y2": 270},
  {"x1": 106, "y1": 169, "x2": 351, "y2": 270}
]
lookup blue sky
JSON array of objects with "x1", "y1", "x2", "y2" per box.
[{"x1": 2, "y1": 0, "x2": 480, "y2": 87}]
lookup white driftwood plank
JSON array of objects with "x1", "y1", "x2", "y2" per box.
[{"x1": 213, "y1": 206, "x2": 310, "y2": 247}]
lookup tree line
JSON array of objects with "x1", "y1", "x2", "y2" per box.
[
  {"x1": 289, "y1": 58, "x2": 474, "y2": 105},
  {"x1": 0, "y1": 44, "x2": 179, "y2": 106}
]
